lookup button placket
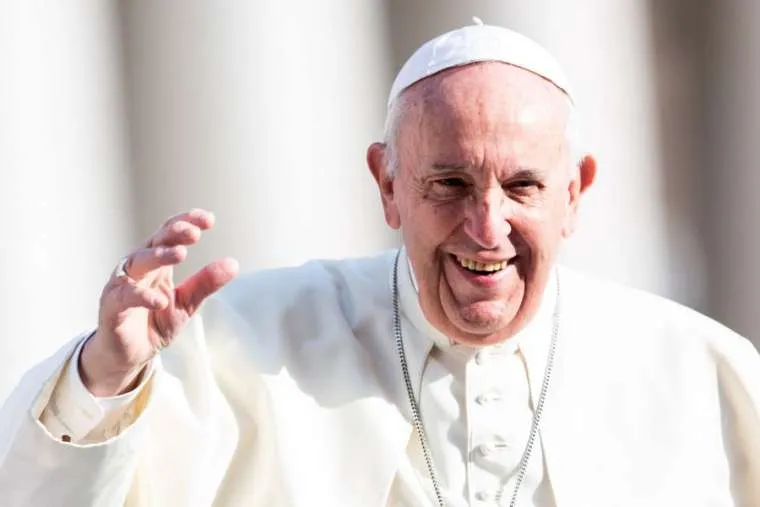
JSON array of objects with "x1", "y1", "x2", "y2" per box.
[
  {"x1": 469, "y1": 351, "x2": 501, "y2": 505},
  {"x1": 469, "y1": 344, "x2": 534, "y2": 506}
]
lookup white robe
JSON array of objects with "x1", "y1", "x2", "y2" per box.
[{"x1": 0, "y1": 249, "x2": 759, "y2": 506}]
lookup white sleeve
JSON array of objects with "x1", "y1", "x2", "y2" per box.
[
  {"x1": 0, "y1": 304, "x2": 244, "y2": 507},
  {"x1": 0, "y1": 334, "x2": 157, "y2": 507},
  {"x1": 39, "y1": 333, "x2": 154, "y2": 443}
]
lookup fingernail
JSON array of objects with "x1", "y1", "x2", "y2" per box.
[
  {"x1": 222, "y1": 257, "x2": 239, "y2": 273},
  {"x1": 173, "y1": 245, "x2": 188, "y2": 259}
]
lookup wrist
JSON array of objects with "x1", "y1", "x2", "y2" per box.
[{"x1": 79, "y1": 336, "x2": 147, "y2": 397}]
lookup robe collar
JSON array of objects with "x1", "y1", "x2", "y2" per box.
[{"x1": 394, "y1": 246, "x2": 559, "y2": 408}]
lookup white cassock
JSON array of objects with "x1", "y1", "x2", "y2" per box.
[{"x1": 0, "y1": 248, "x2": 759, "y2": 506}]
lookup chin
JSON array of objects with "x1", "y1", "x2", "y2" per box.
[
  {"x1": 446, "y1": 303, "x2": 523, "y2": 345},
  {"x1": 432, "y1": 272, "x2": 533, "y2": 345},
  {"x1": 449, "y1": 329, "x2": 511, "y2": 347}
]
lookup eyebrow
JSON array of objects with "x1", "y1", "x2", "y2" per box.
[
  {"x1": 510, "y1": 167, "x2": 545, "y2": 180},
  {"x1": 431, "y1": 163, "x2": 545, "y2": 180},
  {"x1": 431, "y1": 162, "x2": 469, "y2": 171}
]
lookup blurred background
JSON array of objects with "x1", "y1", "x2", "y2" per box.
[{"x1": 1, "y1": 0, "x2": 758, "y2": 400}]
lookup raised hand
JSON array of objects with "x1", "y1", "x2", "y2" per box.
[{"x1": 80, "y1": 209, "x2": 239, "y2": 397}]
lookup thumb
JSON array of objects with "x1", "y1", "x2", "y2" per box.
[{"x1": 175, "y1": 257, "x2": 239, "y2": 316}]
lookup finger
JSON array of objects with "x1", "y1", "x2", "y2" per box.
[
  {"x1": 150, "y1": 221, "x2": 203, "y2": 248},
  {"x1": 174, "y1": 257, "x2": 239, "y2": 316},
  {"x1": 124, "y1": 245, "x2": 187, "y2": 281},
  {"x1": 161, "y1": 209, "x2": 215, "y2": 234},
  {"x1": 111, "y1": 284, "x2": 170, "y2": 312}
]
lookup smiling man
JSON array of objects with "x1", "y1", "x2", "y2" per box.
[
  {"x1": 1, "y1": 22, "x2": 759, "y2": 507},
  {"x1": 369, "y1": 57, "x2": 587, "y2": 348}
]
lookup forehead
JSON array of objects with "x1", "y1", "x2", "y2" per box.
[{"x1": 395, "y1": 62, "x2": 570, "y2": 167}]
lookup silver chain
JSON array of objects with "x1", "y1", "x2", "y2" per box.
[{"x1": 391, "y1": 250, "x2": 561, "y2": 507}]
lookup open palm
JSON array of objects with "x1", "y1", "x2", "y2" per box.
[{"x1": 82, "y1": 209, "x2": 238, "y2": 396}]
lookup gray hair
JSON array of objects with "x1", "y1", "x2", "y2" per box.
[{"x1": 382, "y1": 92, "x2": 583, "y2": 178}]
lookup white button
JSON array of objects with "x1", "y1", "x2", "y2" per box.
[
  {"x1": 478, "y1": 443, "x2": 494, "y2": 456},
  {"x1": 474, "y1": 490, "x2": 493, "y2": 501},
  {"x1": 475, "y1": 391, "x2": 503, "y2": 404},
  {"x1": 475, "y1": 350, "x2": 489, "y2": 365}
]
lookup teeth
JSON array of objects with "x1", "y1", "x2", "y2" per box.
[{"x1": 457, "y1": 257, "x2": 508, "y2": 272}]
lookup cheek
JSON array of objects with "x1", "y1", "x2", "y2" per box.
[
  {"x1": 510, "y1": 204, "x2": 564, "y2": 255},
  {"x1": 403, "y1": 199, "x2": 463, "y2": 244}
]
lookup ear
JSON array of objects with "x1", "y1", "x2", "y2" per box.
[
  {"x1": 562, "y1": 154, "x2": 597, "y2": 237},
  {"x1": 367, "y1": 142, "x2": 401, "y2": 229}
]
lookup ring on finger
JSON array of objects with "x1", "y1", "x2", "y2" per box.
[{"x1": 114, "y1": 256, "x2": 136, "y2": 282}]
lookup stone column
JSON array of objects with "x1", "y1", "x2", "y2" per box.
[
  {"x1": 648, "y1": 0, "x2": 711, "y2": 314},
  {"x1": 0, "y1": 1, "x2": 134, "y2": 398},
  {"x1": 119, "y1": 0, "x2": 397, "y2": 277},
  {"x1": 704, "y1": 0, "x2": 760, "y2": 346},
  {"x1": 386, "y1": 0, "x2": 675, "y2": 299}
]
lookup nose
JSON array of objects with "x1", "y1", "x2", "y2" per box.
[{"x1": 463, "y1": 188, "x2": 512, "y2": 249}]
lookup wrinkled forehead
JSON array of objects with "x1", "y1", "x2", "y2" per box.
[
  {"x1": 422, "y1": 62, "x2": 566, "y2": 113},
  {"x1": 397, "y1": 62, "x2": 571, "y2": 149}
]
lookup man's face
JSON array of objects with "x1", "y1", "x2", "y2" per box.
[{"x1": 369, "y1": 62, "x2": 594, "y2": 346}]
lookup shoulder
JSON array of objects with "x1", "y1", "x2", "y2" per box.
[
  {"x1": 191, "y1": 250, "x2": 399, "y2": 386},
  {"x1": 557, "y1": 266, "x2": 754, "y2": 357},
  {"x1": 557, "y1": 268, "x2": 760, "y2": 405},
  {"x1": 198, "y1": 251, "x2": 397, "y2": 356},
  {"x1": 217, "y1": 250, "x2": 395, "y2": 318}
]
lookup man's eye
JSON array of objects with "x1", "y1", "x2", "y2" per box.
[
  {"x1": 436, "y1": 178, "x2": 467, "y2": 187},
  {"x1": 505, "y1": 180, "x2": 541, "y2": 191}
]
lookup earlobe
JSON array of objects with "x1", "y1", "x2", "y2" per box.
[{"x1": 366, "y1": 142, "x2": 401, "y2": 229}]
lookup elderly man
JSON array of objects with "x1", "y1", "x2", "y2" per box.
[{"x1": 1, "y1": 22, "x2": 759, "y2": 507}]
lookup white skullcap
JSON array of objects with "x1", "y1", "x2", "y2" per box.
[{"x1": 387, "y1": 19, "x2": 574, "y2": 107}]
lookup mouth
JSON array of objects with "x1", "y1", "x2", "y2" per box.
[{"x1": 452, "y1": 254, "x2": 516, "y2": 275}]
